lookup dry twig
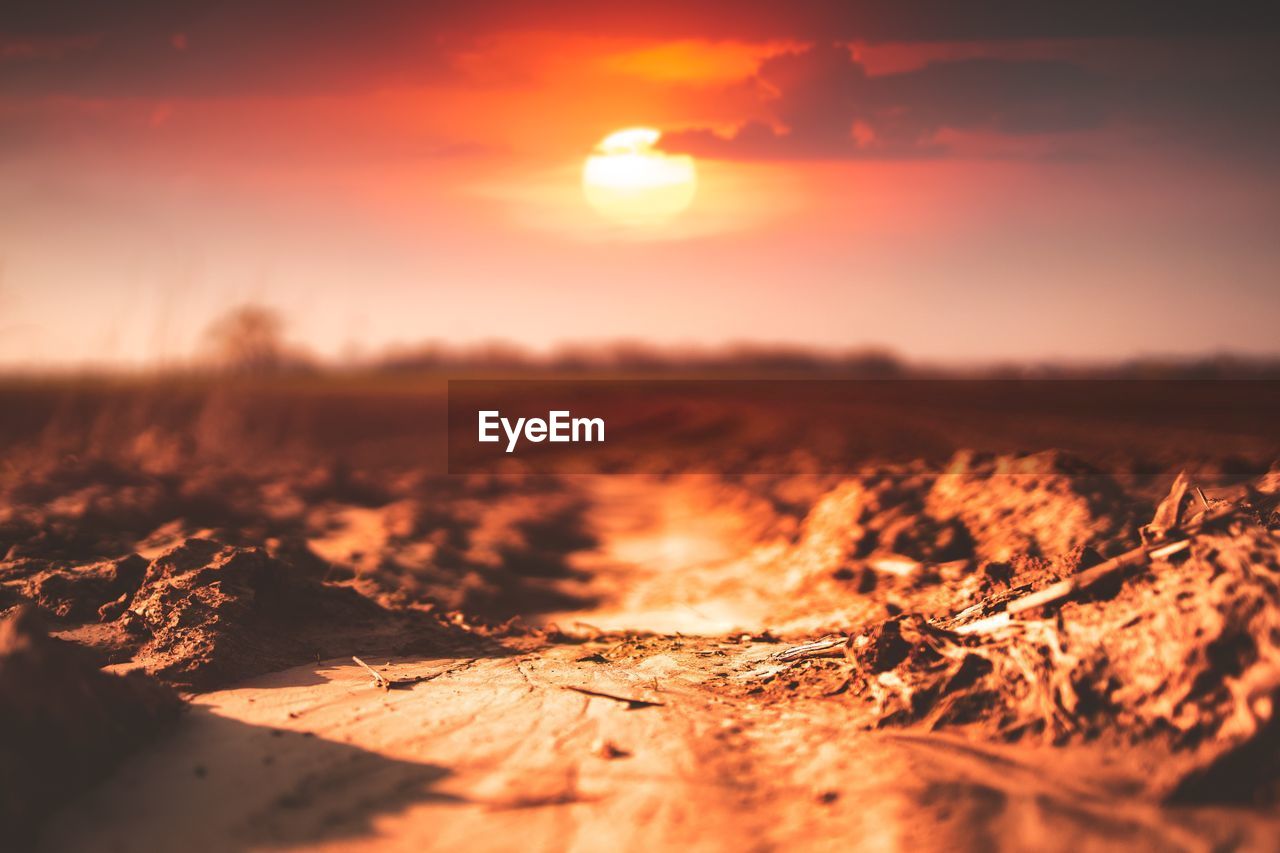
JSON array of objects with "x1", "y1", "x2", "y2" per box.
[
  {"x1": 562, "y1": 685, "x2": 663, "y2": 709},
  {"x1": 958, "y1": 494, "x2": 1243, "y2": 632},
  {"x1": 352, "y1": 656, "x2": 436, "y2": 691},
  {"x1": 773, "y1": 637, "x2": 847, "y2": 662}
]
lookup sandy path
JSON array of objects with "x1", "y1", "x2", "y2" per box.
[
  {"x1": 549, "y1": 476, "x2": 793, "y2": 635},
  {"x1": 33, "y1": 475, "x2": 1280, "y2": 851},
  {"x1": 41, "y1": 642, "x2": 1279, "y2": 853}
]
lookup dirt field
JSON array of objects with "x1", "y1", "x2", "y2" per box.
[{"x1": 3, "y1": 375, "x2": 1279, "y2": 851}]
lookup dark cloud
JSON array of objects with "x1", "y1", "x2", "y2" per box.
[
  {"x1": 663, "y1": 45, "x2": 1110, "y2": 160},
  {"x1": 1129, "y1": 73, "x2": 1280, "y2": 167},
  {"x1": 0, "y1": 1, "x2": 1276, "y2": 168},
  {"x1": 0, "y1": 3, "x2": 468, "y2": 97},
  {"x1": 3, "y1": 1, "x2": 1276, "y2": 43},
  {"x1": 1, "y1": 1, "x2": 1277, "y2": 97}
]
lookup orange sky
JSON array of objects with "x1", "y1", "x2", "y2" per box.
[{"x1": 1, "y1": 3, "x2": 1278, "y2": 367}]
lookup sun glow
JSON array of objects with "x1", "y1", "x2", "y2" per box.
[{"x1": 582, "y1": 127, "x2": 697, "y2": 226}]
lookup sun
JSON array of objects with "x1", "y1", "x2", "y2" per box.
[{"x1": 582, "y1": 127, "x2": 697, "y2": 226}]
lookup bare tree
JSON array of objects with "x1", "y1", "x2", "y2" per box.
[{"x1": 202, "y1": 305, "x2": 288, "y2": 373}]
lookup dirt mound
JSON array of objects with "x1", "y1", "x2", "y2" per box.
[
  {"x1": 307, "y1": 484, "x2": 597, "y2": 617},
  {"x1": 829, "y1": 486, "x2": 1280, "y2": 803},
  {"x1": 1, "y1": 473, "x2": 193, "y2": 562},
  {"x1": 14, "y1": 553, "x2": 148, "y2": 622},
  {"x1": 124, "y1": 538, "x2": 472, "y2": 690},
  {"x1": 1, "y1": 536, "x2": 496, "y2": 691},
  {"x1": 926, "y1": 450, "x2": 1137, "y2": 563},
  {"x1": 1, "y1": 456, "x2": 600, "y2": 624},
  {"x1": 794, "y1": 464, "x2": 968, "y2": 573},
  {"x1": 0, "y1": 607, "x2": 182, "y2": 841},
  {"x1": 792, "y1": 451, "x2": 1135, "y2": 579},
  {"x1": 782, "y1": 453, "x2": 1137, "y2": 631}
]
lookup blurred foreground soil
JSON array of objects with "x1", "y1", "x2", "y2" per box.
[{"x1": 2, "y1": 375, "x2": 1279, "y2": 851}]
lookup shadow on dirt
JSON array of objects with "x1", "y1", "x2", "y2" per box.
[{"x1": 37, "y1": 708, "x2": 469, "y2": 852}]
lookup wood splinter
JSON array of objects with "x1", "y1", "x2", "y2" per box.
[
  {"x1": 352, "y1": 656, "x2": 434, "y2": 691},
  {"x1": 958, "y1": 488, "x2": 1245, "y2": 635},
  {"x1": 773, "y1": 637, "x2": 847, "y2": 662},
  {"x1": 562, "y1": 685, "x2": 663, "y2": 709}
]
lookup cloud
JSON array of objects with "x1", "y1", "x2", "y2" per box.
[
  {"x1": 1, "y1": 1, "x2": 1275, "y2": 98},
  {"x1": 663, "y1": 44, "x2": 1109, "y2": 160},
  {"x1": 0, "y1": 3, "x2": 466, "y2": 97},
  {"x1": 0, "y1": 2, "x2": 1276, "y2": 169}
]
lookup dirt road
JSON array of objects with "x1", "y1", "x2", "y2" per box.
[
  {"x1": 34, "y1": 472, "x2": 1280, "y2": 852},
  {"x1": 42, "y1": 641, "x2": 1280, "y2": 853}
]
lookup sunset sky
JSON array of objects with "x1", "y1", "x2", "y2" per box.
[{"x1": 1, "y1": 2, "x2": 1278, "y2": 367}]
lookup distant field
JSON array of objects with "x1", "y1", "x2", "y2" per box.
[{"x1": 3, "y1": 372, "x2": 1277, "y2": 479}]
